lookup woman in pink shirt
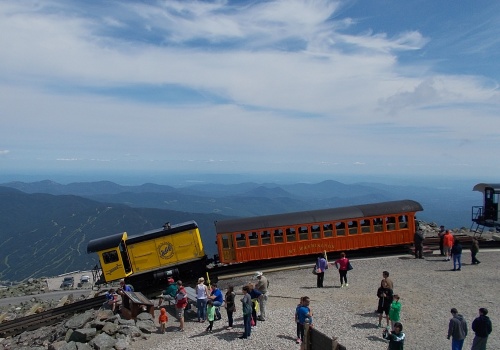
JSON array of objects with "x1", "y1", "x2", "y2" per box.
[{"x1": 335, "y1": 252, "x2": 350, "y2": 288}]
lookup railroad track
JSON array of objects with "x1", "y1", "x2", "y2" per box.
[{"x1": 0, "y1": 295, "x2": 106, "y2": 338}]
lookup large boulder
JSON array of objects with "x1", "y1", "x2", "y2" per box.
[
  {"x1": 68, "y1": 328, "x2": 97, "y2": 343},
  {"x1": 89, "y1": 333, "x2": 117, "y2": 350},
  {"x1": 65, "y1": 310, "x2": 94, "y2": 329}
]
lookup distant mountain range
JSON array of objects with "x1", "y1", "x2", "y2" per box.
[{"x1": 0, "y1": 179, "x2": 480, "y2": 281}]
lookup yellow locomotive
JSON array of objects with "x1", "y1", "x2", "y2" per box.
[{"x1": 87, "y1": 221, "x2": 207, "y2": 290}]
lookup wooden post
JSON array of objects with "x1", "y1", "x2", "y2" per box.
[{"x1": 302, "y1": 319, "x2": 310, "y2": 350}]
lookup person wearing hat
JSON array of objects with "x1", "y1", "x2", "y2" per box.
[
  {"x1": 157, "y1": 277, "x2": 177, "y2": 307},
  {"x1": 196, "y1": 277, "x2": 210, "y2": 322},
  {"x1": 254, "y1": 271, "x2": 269, "y2": 321}
]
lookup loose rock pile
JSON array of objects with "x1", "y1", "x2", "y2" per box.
[{"x1": 1, "y1": 309, "x2": 157, "y2": 350}]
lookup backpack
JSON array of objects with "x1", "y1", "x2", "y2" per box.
[{"x1": 126, "y1": 284, "x2": 134, "y2": 292}]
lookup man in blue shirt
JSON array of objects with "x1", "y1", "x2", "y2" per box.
[{"x1": 209, "y1": 282, "x2": 223, "y2": 320}]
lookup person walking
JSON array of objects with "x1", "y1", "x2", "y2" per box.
[
  {"x1": 471, "y1": 308, "x2": 492, "y2": 350},
  {"x1": 224, "y1": 285, "x2": 236, "y2": 330},
  {"x1": 377, "y1": 279, "x2": 394, "y2": 328},
  {"x1": 196, "y1": 277, "x2": 209, "y2": 322},
  {"x1": 438, "y1": 225, "x2": 446, "y2": 256},
  {"x1": 240, "y1": 285, "x2": 252, "y2": 339},
  {"x1": 158, "y1": 307, "x2": 168, "y2": 334},
  {"x1": 451, "y1": 239, "x2": 463, "y2": 271},
  {"x1": 443, "y1": 230, "x2": 454, "y2": 261},
  {"x1": 383, "y1": 322, "x2": 405, "y2": 350},
  {"x1": 315, "y1": 254, "x2": 328, "y2": 288},
  {"x1": 414, "y1": 226, "x2": 425, "y2": 259},
  {"x1": 296, "y1": 296, "x2": 313, "y2": 344},
  {"x1": 447, "y1": 308, "x2": 467, "y2": 350},
  {"x1": 470, "y1": 238, "x2": 481, "y2": 265},
  {"x1": 334, "y1": 252, "x2": 350, "y2": 287},
  {"x1": 254, "y1": 271, "x2": 269, "y2": 321}
]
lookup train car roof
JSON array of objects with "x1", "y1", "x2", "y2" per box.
[
  {"x1": 215, "y1": 200, "x2": 423, "y2": 234},
  {"x1": 126, "y1": 220, "x2": 198, "y2": 245},
  {"x1": 87, "y1": 232, "x2": 126, "y2": 253},
  {"x1": 473, "y1": 183, "x2": 500, "y2": 193}
]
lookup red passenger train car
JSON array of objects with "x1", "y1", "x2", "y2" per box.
[{"x1": 215, "y1": 200, "x2": 423, "y2": 264}]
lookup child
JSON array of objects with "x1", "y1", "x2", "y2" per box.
[
  {"x1": 206, "y1": 299, "x2": 215, "y2": 333},
  {"x1": 383, "y1": 322, "x2": 405, "y2": 350},
  {"x1": 389, "y1": 294, "x2": 402, "y2": 330},
  {"x1": 295, "y1": 296, "x2": 313, "y2": 344},
  {"x1": 158, "y1": 307, "x2": 168, "y2": 334}
]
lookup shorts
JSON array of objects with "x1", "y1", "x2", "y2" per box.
[
  {"x1": 175, "y1": 306, "x2": 185, "y2": 318},
  {"x1": 377, "y1": 305, "x2": 390, "y2": 315}
]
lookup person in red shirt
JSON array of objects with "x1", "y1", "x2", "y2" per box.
[
  {"x1": 175, "y1": 280, "x2": 188, "y2": 332},
  {"x1": 334, "y1": 252, "x2": 350, "y2": 287},
  {"x1": 443, "y1": 230, "x2": 454, "y2": 261}
]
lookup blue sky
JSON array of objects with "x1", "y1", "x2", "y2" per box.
[{"x1": 1, "y1": 0, "x2": 500, "y2": 183}]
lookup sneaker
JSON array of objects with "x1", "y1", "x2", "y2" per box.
[
  {"x1": 377, "y1": 324, "x2": 382, "y2": 328},
  {"x1": 296, "y1": 338, "x2": 302, "y2": 344},
  {"x1": 457, "y1": 268, "x2": 461, "y2": 271},
  {"x1": 239, "y1": 336, "x2": 248, "y2": 339},
  {"x1": 341, "y1": 284, "x2": 344, "y2": 288},
  {"x1": 226, "y1": 327, "x2": 233, "y2": 330},
  {"x1": 345, "y1": 283, "x2": 349, "y2": 287}
]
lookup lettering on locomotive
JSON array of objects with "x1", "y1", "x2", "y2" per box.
[
  {"x1": 158, "y1": 242, "x2": 174, "y2": 260},
  {"x1": 107, "y1": 263, "x2": 123, "y2": 276}
]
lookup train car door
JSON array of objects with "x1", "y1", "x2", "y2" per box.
[
  {"x1": 218, "y1": 233, "x2": 236, "y2": 263},
  {"x1": 484, "y1": 187, "x2": 499, "y2": 221}
]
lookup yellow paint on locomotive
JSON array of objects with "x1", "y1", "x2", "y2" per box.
[
  {"x1": 126, "y1": 227, "x2": 205, "y2": 274},
  {"x1": 96, "y1": 232, "x2": 132, "y2": 282}
]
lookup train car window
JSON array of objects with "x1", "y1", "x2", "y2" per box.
[
  {"x1": 249, "y1": 231, "x2": 259, "y2": 246},
  {"x1": 360, "y1": 219, "x2": 371, "y2": 233},
  {"x1": 311, "y1": 225, "x2": 321, "y2": 239},
  {"x1": 274, "y1": 229, "x2": 284, "y2": 243},
  {"x1": 299, "y1": 226, "x2": 309, "y2": 240},
  {"x1": 221, "y1": 235, "x2": 230, "y2": 249},
  {"x1": 261, "y1": 230, "x2": 271, "y2": 245},
  {"x1": 373, "y1": 218, "x2": 384, "y2": 232},
  {"x1": 386, "y1": 217, "x2": 396, "y2": 231},
  {"x1": 336, "y1": 222, "x2": 346, "y2": 236},
  {"x1": 236, "y1": 233, "x2": 247, "y2": 247},
  {"x1": 398, "y1": 215, "x2": 408, "y2": 229},
  {"x1": 286, "y1": 227, "x2": 296, "y2": 242},
  {"x1": 323, "y1": 223, "x2": 333, "y2": 238},
  {"x1": 102, "y1": 250, "x2": 119, "y2": 264},
  {"x1": 348, "y1": 221, "x2": 358, "y2": 234}
]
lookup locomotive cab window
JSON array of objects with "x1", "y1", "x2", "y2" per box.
[
  {"x1": 323, "y1": 224, "x2": 333, "y2": 238},
  {"x1": 102, "y1": 250, "x2": 119, "y2": 264},
  {"x1": 286, "y1": 227, "x2": 296, "y2": 242}
]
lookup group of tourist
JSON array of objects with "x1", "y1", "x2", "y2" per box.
[
  {"x1": 447, "y1": 307, "x2": 493, "y2": 350},
  {"x1": 156, "y1": 271, "x2": 268, "y2": 339}
]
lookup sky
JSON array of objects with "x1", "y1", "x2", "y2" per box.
[{"x1": 1, "y1": 0, "x2": 500, "y2": 184}]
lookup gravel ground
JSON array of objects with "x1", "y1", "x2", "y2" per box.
[{"x1": 128, "y1": 249, "x2": 499, "y2": 350}]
